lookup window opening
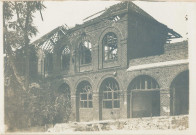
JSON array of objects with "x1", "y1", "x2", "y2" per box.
[
  {"x1": 170, "y1": 71, "x2": 189, "y2": 115},
  {"x1": 78, "y1": 82, "x2": 93, "y2": 108},
  {"x1": 79, "y1": 41, "x2": 92, "y2": 65},
  {"x1": 102, "y1": 32, "x2": 118, "y2": 61},
  {"x1": 130, "y1": 77, "x2": 158, "y2": 90},
  {"x1": 113, "y1": 15, "x2": 121, "y2": 22},
  {"x1": 102, "y1": 79, "x2": 120, "y2": 109},
  {"x1": 44, "y1": 53, "x2": 53, "y2": 73},
  {"x1": 61, "y1": 46, "x2": 70, "y2": 71},
  {"x1": 128, "y1": 76, "x2": 160, "y2": 118}
]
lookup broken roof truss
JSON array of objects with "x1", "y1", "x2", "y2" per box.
[
  {"x1": 32, "y1": 25, "x2": 70, "y2": 54},
  {"x1": 31, "y1": 1, "x2": 182, "y2": 54}
]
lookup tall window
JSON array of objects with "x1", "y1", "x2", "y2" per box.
[
  {"x1": 44, "y1": 53, "x2": 53, "y2": 73},
  {"x1": 61, "y1": 46, "x2": 70, "y2": 71},
  {"x1": 77, "y1": 81, "x2": 93, "y2": 108},
  {"x1": 102, "y1": 32, "x2": 118, "y2": 61},
  {"x1": 79, "y1": 41, "x2": 92, "y2": 65},
  {"x1": 101, "y1": 78, "x2": 120, "y2": 109}
]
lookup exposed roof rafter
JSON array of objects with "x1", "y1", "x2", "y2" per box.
[{"x1": 31, "y1": 25, "x2": 70, "y2": 54}]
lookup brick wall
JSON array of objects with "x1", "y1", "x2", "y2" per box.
[
  {"x1": 79, "y1": 109, "x2": 94, "y2": 122},
  {"x1": 47, "y1": 16, "x2": 188, "y2": 122},
  {"x1": 50, "y1": 63, "x2": 188, "y2": 122},
  {"x1": 129, "y1": 40, "x2": 188, "y2": 66}
]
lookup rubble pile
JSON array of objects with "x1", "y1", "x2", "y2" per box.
[
  {"x1": 116, "y1": 115, "x2": 188, "y2": 130},
  {"x1": 47, "y1": 115, "x2": 188, "y2": 132}
]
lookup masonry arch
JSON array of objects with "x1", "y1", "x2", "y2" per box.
[
  {"x1": 170, "y1": 70, "x2": 189, "y2": 116},
  {"x1": 54, "y1": 83, "x2": 71, "y2": 123},
  {"x1": 127, "y1": 75, "x2": 160, "y2": 118},
  {"x1": 76, "y1": 80, "x2": 93, "y2": 122},
  {"x1": 98, "y1": 27, "x2": 124, "y2": 69},
  {"x1": 99, "y1": 77, "x2": 121, "y2": 120},
  {"x1": 73, "y1": 34, "x2": 94, "y2": 72}
]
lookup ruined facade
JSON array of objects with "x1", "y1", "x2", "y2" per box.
[{"x1": 32, "y1": 2, "x2": 189, "y2": 122}]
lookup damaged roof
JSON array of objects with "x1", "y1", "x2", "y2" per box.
[
  {"x1": 85, "y1": 1, "x2": 156, "y2": 23},
  {"x1": 32, "y1": 1, "x2": 182, "y2": 50}
]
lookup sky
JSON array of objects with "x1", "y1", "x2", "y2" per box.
[{"x1": 32, "y1": 1, "x2": 189, "y2": 43}]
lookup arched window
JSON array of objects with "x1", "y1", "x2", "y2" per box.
[
  {"x1": 101, "y1": 78, "x2": 120, "y2": 108},
  {"x1": 77, "y1": 81, "x2": 93, "y2": 108},
  {"x1": 79, "y1": 41, "x2": 92, "y2": 65},
  {"x1": 61, "y1": 46, "x2": 70, "y2": 71},
  {"x1": 44, "y1": 53, "x2": 53, "y2": 73},
  {"x1": 127, "y1": 75, "x2": 160, "y2": 118},
  {"x1": 55, "y1": 83, "x2": 71, "y2": 123},
  {"x1": 102, "y1": 32, "x2": 118, "y2": 61},
  {"x1": 57, "y1": 83, "x2": 71, "y2": 103},
  {"x1": 129, "y1": 76, "x2": 159, "y2": 90},
  {"x1": 170, "y1": 70, "x2": 189, "y2": 115}
]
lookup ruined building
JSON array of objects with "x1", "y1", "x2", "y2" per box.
[{"x1": 32, "y1": 2, "x2": 189, "y2": 122}]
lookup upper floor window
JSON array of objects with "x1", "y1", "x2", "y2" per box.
[
  {"x1": 79, "y1": 41, "x2": 92, "y2": 65},
  {"x1": 61, "y1": 46, "x2": 70, "y2": 71},
  {"x1": 102, "y1": 32, "x2": 118, "y2": 61},
  {"x1": 44, "y1": 53, "x2": 53, "y2": 73}
]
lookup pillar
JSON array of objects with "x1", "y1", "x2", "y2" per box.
[
  {"x1": 160, "y1": 88, "x2": 170, "y2": 116},
  {"x1": 120, "y1": 90, "x2": 127, "y2": 119},
  {"x1": 69, "y1": 95, "x2": 77, "y2": 122},
  {"x1": 93, "y1": 92, "x2": 99, "y2": 121}
]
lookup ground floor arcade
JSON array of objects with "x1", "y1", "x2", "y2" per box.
[{"x1": 54, "y1": 67, "x2": 189, "y2": 122}]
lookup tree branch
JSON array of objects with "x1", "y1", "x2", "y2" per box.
[{"x1": 14, "y1": 2, "x2": 25, "y2": 31}]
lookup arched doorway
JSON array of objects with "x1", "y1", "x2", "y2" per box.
[
  {"x1": 99, "y1": 77, "x2": 120, "y2": 120},
  {"x1": 127, "y1": 75, "x2": 160, "y2": 118},
  {"x1": 170, "y1": 70, "x2": 189, "y2": 115},
  {"x1": 76, "y1": 81, "x2": 93, "y2": 122},
  {"x1": 54, "y1": 83, "x2": 71, "y2": 123}
]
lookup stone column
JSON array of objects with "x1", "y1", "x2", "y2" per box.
[
  {"x1": 120, "y1": 90, "x2": 127, "y2": 119},
  {"x1": 69, "y1": 48, "x2": 75, "y2": 75},
  {"x1": 160, "y1": 88, "x2": 170, "y2": 116},
  {"x1": 69, "y1": 95, "x2": 77, "y2": 122},
  {"x1": 92, "y1": 44, "x2": 99, "y2": 71},
  {"x1": 93, "y1": 92, "x2": 99, "y2": 121}
]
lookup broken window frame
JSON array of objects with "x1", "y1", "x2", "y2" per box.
[
  {"x1": 61, "y1": 46, "x2": 71, "y2": 71},
  {"x1": 79, "y1": 41, "x2": 92, "y2": 65},
  {"x1": 128, "y1": 76, "x2": 160, "y2": 118},
  {"x1": 102, "y1": 79, "x2": 120, "y2": 109},
  {"x1": 130, "y1": 76, "x2": 159, "y2": 91},
  {"x1": 79, "y1": 83, "x2": 93, "y2": 108},
  {"x1": 44, "y1": 53, "x2": 53, "y2": 74},
  {"x1": 102, "y1": 32, "x2": 118, "y2": 61}
]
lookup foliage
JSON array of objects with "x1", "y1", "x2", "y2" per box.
[
  {"x1": 3, "y1": 1, "x2": 45, "y2": 91},
  {"x1": 4, "y1": 1, "x2": 72, "y2": 131},
  {"x1": 5, "y1": 79, "x2": 72, "y2": 131},
  {"x1": 4, "y1": 1, "x2": 45, "y2": 130}
]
